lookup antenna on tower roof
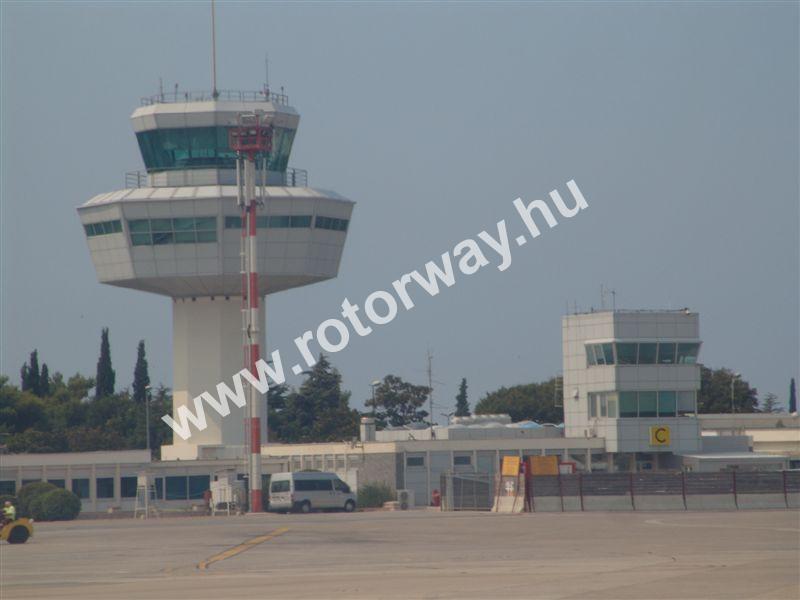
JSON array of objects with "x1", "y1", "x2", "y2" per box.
[
  {"x1": 264, "y1": 52, "x2": 270, "y2": 93},
  {"x1": 211, "y1": 0, "x2": 219, "y2": 99}
]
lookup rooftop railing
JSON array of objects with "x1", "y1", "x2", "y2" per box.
[
  {"x1": 140, "y1": 89, "x2": 290, "y2": 107},
  {"x1": 124, "y1": 167, "x2": 308, "y2": 189}
]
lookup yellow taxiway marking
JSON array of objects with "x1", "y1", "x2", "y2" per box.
[{"x1": 198, "y1": 527, "x2": 290, "y2": 570}]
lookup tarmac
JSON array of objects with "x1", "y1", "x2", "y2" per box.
[{"x1": 1, "y1": 509, "x2": 798, "y2": 599}]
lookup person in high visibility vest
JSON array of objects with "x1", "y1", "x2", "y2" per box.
[{"x1": 2, "y1": 500, "x2": 16, "y2": 524}]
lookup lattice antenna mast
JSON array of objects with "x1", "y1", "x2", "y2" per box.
[{"x1": 230, "y1": 112, "x2": 272, "y2": 513}]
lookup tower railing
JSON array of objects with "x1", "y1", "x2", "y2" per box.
[
  {"x1": 124, "y1": 167, "x2": 308, "y2": 189},
  {"x1": 140, "y1": 89, "x2": 290, "y2": 106}
]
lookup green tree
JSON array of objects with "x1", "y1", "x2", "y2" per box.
[
  {"x1": 39, "y1": 363, "x2": 50, "y2": 397},
  {"x1": 67, "y1": 374, "x2": 95, "y2": 401},
  {"x1": 266, "y1": 382, "x2": 291, "y2": 442},
  {"x1": 20, "y1": 350, "x2": 41, "y2": 396},
  {"x1": 282, "y1": 355, "x2": 359, "y2": 442},
  {"x1": 790, "y1": 378, "x2": 797, "y2": 413},
  {"x1": 95, "y1": 328, "x2": 115, "y2": 398},
  {"x1": 454, "y1": 377, "x2": 470, "y2": 417},
  {"x1": 132, "y1": 340, "x2": 150, "y2": 404},
  {"x1": 697, "y1": 367, "x2": 758, "y2": 413},
  {"x1": 759, "y1": 393, "x2": 781, "y2": 413},
  {"x1": 474, "y1": 378, "x2": 563, "y2": 423},
  {"x1": 366, "y1": 375, "x2": 430, "y2": 428}
]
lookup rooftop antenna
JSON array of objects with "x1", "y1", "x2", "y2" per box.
[
  {"x1": 211, "y1": 0, "x2": 219, "y2": 99},
  {"x1": 264, "y1": 52, "x2": 270, "y2": 94},
  {"x1": 427, "y1": 349, "x2": 435, "y2": 438}
]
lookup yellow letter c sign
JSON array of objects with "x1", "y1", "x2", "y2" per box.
[{"x1": 649, "y1": 426, "x2": 670, "y2": 446}]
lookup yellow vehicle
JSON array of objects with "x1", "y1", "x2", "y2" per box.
[{"x1": 1, "y1": 518, "x2": 33, "y2": 544}]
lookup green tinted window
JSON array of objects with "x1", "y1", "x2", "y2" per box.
[
  {"x1": 129, "y1": 219, "x2": 150, "y2": 232},
  {"x1": 290, "y1": 215, "x2": 312, "y2": 228},
  {"x1": 225, "y1": 216, "x2": 242, "y2": 229},
  {"x1": 638, "y1": 391, "x2": 657, "y2": 417},
  {"x1": 256, "y1": 216, "x2": 270, "y2": 228},
  {"x1": 195, "y1": 217, "x2": 216, "y2": 231},
  {"x1": 676, "y1": 343, "x2": 700, "y2": 364},
  {"x1": 84, "y1": 219, "x2": 123, "y2": 237},
  {"x1": 658, "y1": 391, "x2": 676, "y2": 417},
  {"x1": 601, "y1": 343, "x2": 614, "y2": 365},
  {"x1": 658, "y1": 343, "x2": 676, "y2": 364},
  {"x1": 638, "y1": 343, "x2": 657, "y2": 364},
  {"x1": 151, "y1": 219, "x2": 172, "y2": 232},
  {"x1": 586, "y1": 346, "x2": 596, "y2": 366},
  {"x1": 315, "y1": 216, "x2": 349, "y2": 231},
  {"x1": 173, "y1": 218, "x2": 195, "y2": 231},
  {"x1": 128, "y1": 217, "x2": 216, "y2": 246},
  {"x1": 619, "y1": 392, "x2": 638, "y2": 418},
  {"x1": 131, "y1": 233, "x2": 152, "y2": 246},
  {"x1": 592, "y1": 345, "x2": 606, "y2": 365},
  {"x1": 196, "y1": 231, "x2": 217, "y2": 243},
  {"x1": 616, "y1": 343, "x2": 637, "y2": 365},
  {"x1": 174, "y1": 231, "x2": 196, "y2": 243},
  {"x1": 269, "y1": 216, "x2": 291, "y2": 228},
  {"x1": 153, "y1": 231, "x2": 173, "y2": 245},
  {"x1": 135, "y1": 126, "x2": 295, "y2": 173}
]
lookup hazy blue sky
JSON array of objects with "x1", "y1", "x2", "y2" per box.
[{"x1": 2, "y1": 1, "x2": 798, "y2": 417}]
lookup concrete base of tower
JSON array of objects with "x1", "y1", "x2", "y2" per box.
[{"x1": 168, "y1": 296, "x2": 266, "y2": 450}]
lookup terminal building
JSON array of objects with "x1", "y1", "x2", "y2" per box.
[{"x1": 2, "y1": 307, "x2": 797, "y2": 511}]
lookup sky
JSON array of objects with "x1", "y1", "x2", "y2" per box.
[{"x1": 1, "y1": 1, "x2": 798, "y2": 418}]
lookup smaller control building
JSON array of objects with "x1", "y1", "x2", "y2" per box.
[{"x1": 563, "y1": 309, "x2": 702, "y2": 471}]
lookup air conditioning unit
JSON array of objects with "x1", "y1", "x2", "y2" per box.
[{"x1": 396, "y1": 489, "x2": 414, "y2": 510}]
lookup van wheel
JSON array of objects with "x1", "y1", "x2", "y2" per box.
[
  {"x1": 300, "y1": 501, "x2": 312, "y2": 514},
  {"x1": 344, "y1": 500, "x2": 355, "y2": 513}
]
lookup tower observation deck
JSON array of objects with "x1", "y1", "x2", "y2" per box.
[{"x1": 77, "y1": 88, "x2": 354, "y2": 460}]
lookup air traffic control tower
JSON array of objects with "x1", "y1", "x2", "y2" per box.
[{"x1": 78, "y1": 89, "x2": 353, "y2": 460}]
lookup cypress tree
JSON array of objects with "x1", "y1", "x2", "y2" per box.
[
  {"x1": 39, "y1": 363, "x2": 50, "y2": 397},
  {"x1": 27, "y1": 350, "x2": 41, "y2": 396},
  {"x1": 790, "y1": 378, "x2": 797, "y2": 414},
  {"x1": 20, "y1": 363, "x2": 30, "y2": 392},
  {"x1": 95, "y1": 328, "x2": 115, "y2": 398},
  {"x1": 454, "y1": 377, "x2": 470, "y2": 417},
  {"x1": 132, "y1": 340, "x2": 150, "y2": 404}
]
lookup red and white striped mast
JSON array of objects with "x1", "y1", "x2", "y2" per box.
[{"x1": 230, "y1": 112, "x2": 271, "y2": 513}]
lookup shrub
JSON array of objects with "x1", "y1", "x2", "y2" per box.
[
  {"x1": 31, "y1": 489, "x2": 81, "y2": 521},
  {"x1": 357, "y1": 482, "x2": 394, "y2": 508},
  {"x1": 17, "y1": 481, "x2": 58, "y2": 517}
]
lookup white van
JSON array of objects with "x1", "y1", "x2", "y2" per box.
[{"x1": 269, "y1": 472, "x2": 357, "y2": 513}]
